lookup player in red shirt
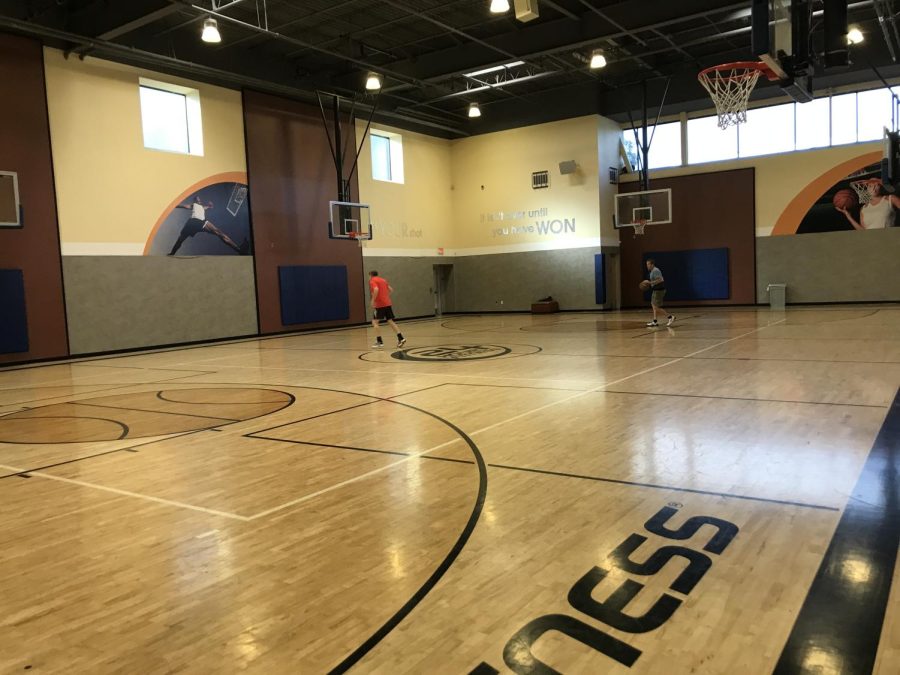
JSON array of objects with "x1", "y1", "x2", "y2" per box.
[{"x1": 368, "y1": 270, "x2": 406, "y2": 349}]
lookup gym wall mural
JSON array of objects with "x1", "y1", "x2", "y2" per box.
[
  {"x1": 772, "y1": 150, "x2": 899, "y2": 235},
  {"x1": 143, "y1": 172, "x2": 252, "y2": 256}
]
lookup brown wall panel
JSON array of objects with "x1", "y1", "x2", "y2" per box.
[
  {"x1": 619, "y1": 168, "x2": 756, "y2": 308},
  {"x1": 243, "y1": 91, "x2": 365, "y2": 333},
  {"x1": 0, "y1": 34, "x2": 68, "y2": 363}
]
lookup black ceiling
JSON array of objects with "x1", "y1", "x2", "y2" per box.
[{"x1": 2, "y1": 0, "x2": 899, "y2": 137}]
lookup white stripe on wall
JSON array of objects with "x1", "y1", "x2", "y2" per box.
[
  {"x1": 61, "y1": 243, "x2": 147, "y2": 255},
  {"x1": 361, "y1": 237, "x2": 619, "y2": 258}
]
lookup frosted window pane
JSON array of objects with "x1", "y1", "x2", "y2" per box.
[
  {"x1": 688, "y1": 116, "x2": 737, "y2": 164},
  {"x1": 648, "y1": 122, "x2": 682, "y2": 169},
  {"x1": 739, "y1": 103, "x2": 795, "y2": 157},
  {"x1": 831, "y1": 93, "x2": 858, "y2": 146},
  {"x1": 139, "y1": 86, "x2": 189, "y2": 154},
  {"x1": 795, "y1": 98, "x2": 830, "y2": 150},
  {"x1": 371, "y1": 134, "x2": 392, "y2": 181},
  {"x1": 857, "y1": 88, "x2": 893, "y2": 142}
]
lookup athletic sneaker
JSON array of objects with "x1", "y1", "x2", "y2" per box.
[
  {"x1": 646, "y1": 320, "x2": 658, "y2": 327},
  {"x1": 398, "y1": 337, "x2": 407, "y2": 347},
  {"x1": 372, "y1": 341, "x2": 383, "y2": 349},
  {"x1": 667, "y1": 315, "x2": 676, "y2": 327}
]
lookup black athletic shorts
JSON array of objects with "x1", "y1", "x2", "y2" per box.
[
  {"x1": 181, "y1": 218, "x2": 206, "y2": 237},
  {"x1": 374, "y1": 305, "x2": 395, "y2": 321}
]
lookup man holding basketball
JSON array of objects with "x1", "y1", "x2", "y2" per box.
[
  {"x1": 369, "y1": 270, "x2": 406, "y2": 349},
  {"x1": 644, "y1": 259, "x2": 675, "y2": 328}
]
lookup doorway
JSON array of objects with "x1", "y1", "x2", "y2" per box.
[{"x1": 432, "y1": 264, "x2": 453, "y2": 316}]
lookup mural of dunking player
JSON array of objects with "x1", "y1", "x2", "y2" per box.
[
  {"x1": 144, "y1": 179, "x2": 252, "y2": 255},
  {"x1": 796, "y1": 161, "x2": 899, "y2": 234}
]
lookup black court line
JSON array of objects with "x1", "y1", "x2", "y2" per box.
[
  {"x1": 71, "y1": 363, "x2": 216, "y2": 374},
  {"x1": 70, "y1": 401, "x2": 240, "y2": 423},
  {"x1": 415, "y1": 382, "x2": 588, "y2": 393},
  {"x1": 154, "y1": 389, "x2": 295, "y2": 406},
  {"x1": 599, "y1": 389, "x2": 890, "y2": 409},
  {"x1": 319, "y1": 390, "x2": 488, "y2": 674},
  {"x1": 0, "y1": 381, "x2": 173, "y2": 408},
  {"x1": 0, "y1": 414, "x2": 130, "y2": 444},
  {"x1": 774, "y1": 388, "x2": 900, "y2": 674},
  {"x1": 0, "y1": 428, "x2": 210, "y2": 479},
  {"x1": 487, "y1": 463, "x2": 839, "y2": 512},
  {"x1": 248, "y1": 435, "x2": 412, "y2": 458},
  {"x1": 244, "y1": 400, "x2": 381, "y2": 436}
]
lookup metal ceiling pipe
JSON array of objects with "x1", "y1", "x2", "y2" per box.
[
  {"x1": 168, "y1": 0, "x2": 433, "y2": 91},
  {"x1": 0, "y1": 15, "x2": 468, "y2": 136}
]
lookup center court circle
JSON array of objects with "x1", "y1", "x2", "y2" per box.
[{"x1": 392, "y1": 344, "x2": 512, "y2": 361}]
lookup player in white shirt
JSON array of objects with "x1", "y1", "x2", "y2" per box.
[{"x1": 169, "y1": 195, "x2": 248, "y2": 255}]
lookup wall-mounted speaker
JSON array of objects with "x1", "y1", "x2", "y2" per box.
[
  {"x1": 514, "y1": 0, "x2": 540, "y2": 22},
  {"x1": 559, "y1": 160, "x2": 578, "y2": 175}
]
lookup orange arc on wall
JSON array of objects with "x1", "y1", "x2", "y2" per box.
[
  {"x1": 771, "y1": 152, "x2": 881, "y2": 235},
  {"x1": 142, "y1": 171, "x2": 248, "y2": 255}
]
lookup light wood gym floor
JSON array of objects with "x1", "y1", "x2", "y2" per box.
[{"x1": 1, "y1": 307, "x2": 898, "y2": 674}]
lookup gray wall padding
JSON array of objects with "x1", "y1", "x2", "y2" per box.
[
  {"x1": 364, "y1": 247, "x2": 620, "y2": 316},
  {"x1": 362, "y1": 257, "x2": 445, "y2": 319},
  {"x1": 451, "y1": 247, "x2": 618, "y2": 311},
  {"x1": 756, "y1": 229, "x2": 900, "y2": 303},
  {"x1": 63, "y1": 256, "x2": 258, "y2": 354}
]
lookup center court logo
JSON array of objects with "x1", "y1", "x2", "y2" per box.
[{"x1": 392, "y1": 344, "x2": 512, "y2": 361}]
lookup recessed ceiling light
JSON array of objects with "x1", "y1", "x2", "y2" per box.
[
  {"x1": 847, "y1": 27, "x2": 864, "y2": 44},
  {"x1": 201, "y1": 17, "x2": 221, "y2": 43},
  {"x1": 590, "y1": 49, "x2": 607, "y2": 69},
  {"x1": 365, "y1": 72, "x2": 383, "y2": 91},
  {"x1": 468, "y1": 102, "x2": 482, "y2": 118},
  {"x1": 490, "y1": 0, "x2": 511, "y2": 13}
]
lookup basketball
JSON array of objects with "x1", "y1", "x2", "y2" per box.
[
  {"x1": 639, "y1": 280, "x2": 651, "y2": 291},
  {"x1": 833, "y1": 189, "x2": 857, "y2": 210}
]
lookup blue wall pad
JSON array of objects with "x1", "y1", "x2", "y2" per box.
[
  {"x1": 594, "y1": 253, "x2": 606, "y2": 305},
  {"x1": 0, "y1": 269, "x2": 28, "y2": 353},
  {"x1": 642, "y1": 249, "x2": 730, "y2": 301},
  {"x1": 279, "y1": 265, "x2": 350, "y2": 325}
]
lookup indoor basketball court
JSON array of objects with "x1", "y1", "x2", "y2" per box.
[{"x1": 0, "y1": 1, "x2": 898, "y2": 674}]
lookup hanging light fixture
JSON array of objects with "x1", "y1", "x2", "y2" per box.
[
  {"x1": 490, "y1": 0, "x2": 511, "y2": 14},
  {"x1": 589, "y1": 49, "x2": 607, "y2": 69},
  {"x1": 847, "y1": 27, "x2": 864, "y2": 45},
  {"x1": 365, "y1": 72, "x2": 383, "y2": 91},
  {"x1": 201, "y1": 17, "x2": 222, "y2": 43},
  {"x1": 468, "y1": 102, "x2": 482, "y2": 118}
]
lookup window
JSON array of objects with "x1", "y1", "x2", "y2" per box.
[
  {"x1": 371, "y1": 134, "x2": 392, "y2": 181},
  {"x1": 857, "y1": 88, "x2": 894, "y2": 142},
  {"x1": 139, "y1": 78, "x2": 203, "y2": 156},
  {"x1": 795, "y1": 97, "x2": 830, "y2": 150},
  {"x1": 620, "y1": 121, "x2": 682, "y2": 171},
  {"x1": 831, "y1": 93, "x2": 858, "y2": 146},
  {"x1": 647, "y1": 122, "x2": 682, "y2": 169},
  {"x1": 687, "y1": 116, "x2": 737, "y2": 164},
  {"x1": 370, "y1": 130, "x2": 404, "y2": 183},
  {"x1": 739, "y1": 103, "x2": 795, "y2": 157}
]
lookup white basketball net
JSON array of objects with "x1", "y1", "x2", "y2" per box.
[
  {"x1": 632, "y1": 222, "x2": 646, "y2": 237},
  {"x1": 698, "y1": 66, "x2": 763, "y2": 130},
  {"x1": 850, "y1": 180, "x2": 880, "y2": 205}
]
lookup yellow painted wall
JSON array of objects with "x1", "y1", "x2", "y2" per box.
[
  {"x1": 44, "y1": 49, "x2": 246, "y2": 253},
  {"x1": 357, "y1": 115, "x2": 619, "y2": 255},
  {"x1": 355, "y1": 121, "x2": 453, "y2": 254},
  {"x1": 450, "y1": 115, "x2": 610, "y2": 253},
  {"x1": 622, "y1": 141, "x2": 881, "y2": 236}
]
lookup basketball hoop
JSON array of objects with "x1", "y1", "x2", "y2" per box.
[
  {"x1": 698, "y1": 62, "x2": 776, "y2": 130},
  {"x1": 347, "y1": 231, "x2": 371, "y2": 248},
  {"x1": 632, "y1": 220, "x2": 647, "y2": 237},
  {"x1": 850, "y1": 178, "x2": 883, "y2": 205}
]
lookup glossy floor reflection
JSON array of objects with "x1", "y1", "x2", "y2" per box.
[{"x1": 0, "y1": 307, "x2": 897, "y2": 674}]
